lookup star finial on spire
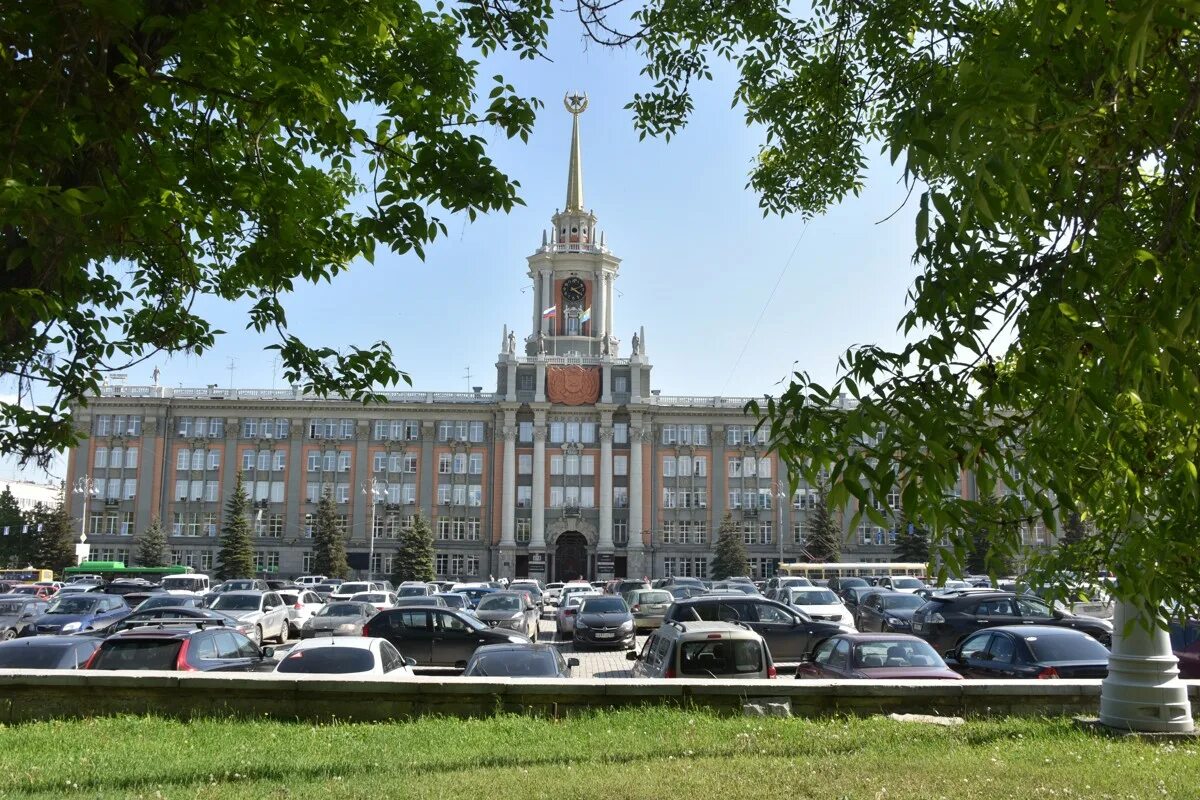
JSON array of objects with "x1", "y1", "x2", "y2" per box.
[{"x1": 564, "y1": 92, "x2": 588, "y2": 211}]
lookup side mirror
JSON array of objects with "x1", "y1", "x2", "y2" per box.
[
  {"x1": 404, "y1": 657, "x2": 417, "y2": 667},
  {"x1": 261, "y1": 646, "x2": 275, "y2": 659},
  {"x1": 797, "y1": 653, "x2": 811, "y2": 663},
  {"x1": 943, "y1": 649, "x2": 958, "y2": 662},
  {"x1": 567, "y1": 657, "x2": 580, "y2": 668},
  {"x1": 625, "y1": 651, "x2": 639, "y2": 661},
  {"x1": 454, "y1": 660, "x2": 468, "y2": 670}
]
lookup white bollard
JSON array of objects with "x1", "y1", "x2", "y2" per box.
[{"x1": 1099, "y1": 599, "x2": 1194, "y2": 733}]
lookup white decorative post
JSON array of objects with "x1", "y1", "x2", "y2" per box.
[
  {"x1": 361, "y1": 479, "x2": 382, "y2": 581},
  {"x1": 72, "y1": 476, "x2": 96, "y2": 565},
  {"x1": 1099, "y1": 599, "x2": 1194, "y2": 732}
]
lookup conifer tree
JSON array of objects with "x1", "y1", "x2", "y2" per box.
[
  {"x1": 135, "y1": 517, "x2": 169, "y2": 567},
  {"x1": 0, "y1": 486, "x2": 23, "y2": 567},
  {"x1": 393, "y1": 514, "x2": 435, "y2": 583},
  {"x1": 34, "y1": 499, "x2": 77, "y2": 576},
  {"x1": 311, "y1": 491, "x2": 349, "y2": 579},
  {"x1": 805, "y1": 486, "x2": 842, "y2": 563},
  {"x1": 710, "y1": 512, "x2": 749, "y2": 580},
  {"x1": 893, "y1": 513, "x2": 931, "y2": 563},
  {"x1": 217, "y1": 472, "x2": 255, "y2": 579}
]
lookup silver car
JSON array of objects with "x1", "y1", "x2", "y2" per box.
[
  {"x1": 299, "y1": 601, "x2": 377, "y2": 639},
  {"x1": 555, "y1": 591, "x2": 600, "y2": 636},
  {"x1": 0, "y1": 596, "x2": 49, "y2": 640},
  {"x1": 474, "y1": 592, "x2": 539, "y2": 639},
  {"x1": 277, "y1": 589, "x2": 326, "y2": 637},
  {"x1": 209, "y1": 591, "x2": 290, "y2": 645}
]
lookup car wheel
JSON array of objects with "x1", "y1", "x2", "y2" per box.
[
  {"x1": 0, "y1": 629, "x2": 14, "y2": 641},
  {"x1": 276, "y1": 620, "x2": 289, "y2": 643},
  {"x1": 253, "y1": 625, "x2": 263, "y2": 646},
  {"x1": 289, "y1": 623, "x2": 300, "y2": 639}
]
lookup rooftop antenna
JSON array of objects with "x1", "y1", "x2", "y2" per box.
[
  {"x1": 463, "y1": 366, "x2": 473, "y2": 392},
  {"x1": 270, "y1": 355, "x2": 280, "y2": 391},
  {"x1": 226, "y1": 357, "x2": 237, "y2": 391}
]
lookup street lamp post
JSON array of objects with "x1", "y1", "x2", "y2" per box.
[
  {"x1": 776, "y1": 480, "x2": 788, "y2": 579},
  {"x1": 72, "y1": 476, "x2": 97, "y2": 565},
  {"x1": 361, "y1": 479, "x2": 382, "y2": 581}
]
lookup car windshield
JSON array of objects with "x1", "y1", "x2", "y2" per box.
[
  {"x1": 580, "y1": 598, "x2": 626, "y2": 614},
  {"x1": 0, "y1": 642, "x2": 87, "y2": 669},
  {"x1": 635, "y1": 591, "x2": 672, "y2": 604},
  {"x1": 467, "y1": 650, "x2": 560, "y2": 677},
  {"x1": 792, "y1": 589, "x2": 840, "y2": 605},
  {"x1": 314, "y1": 583, "x2": 341, "y2": 593},
  {"x1": 436, "y1": 595, "x2": 466, "y2": 608},
  {"x1": 892, "y1": 578, "x2": 925, "y2": 589},
  {"x1": 840, "y1": 578, "x2": 868, "y2": 588},
  {"x1": 212, "y1": 595, "x2": 261, "y2": 611},
  {"x1": 0, "y1": 600, "x2": 30, "y2": 615},
  {"x1": 477, "y1": 596, "x2": 523, "y2": 612},
  {"x1": 276, "y1": 647, "x2": 376, "y2": 674},
  {"x1": 852, "y1": 639, "x2": 943, "y2": 668},
  {"x1": 339, "y1": 584, "x2": 371, "y2": 595},
  {"x1": 316, "y1": 603, "x2": 368, "y2": 618},
  {"x1": 1024, "y1": 632, "x2": 1110, "y2": 662},
  {"x1": 91, "y1": 639, "x2": 183, "y2": 670},
  {"x1": 679, "y1": 639, "x2": 763, "y2": 675},
  {"x1": 226, "y1": 581, "x2": 256, "y2": 590},
  {"x1": 45, "y1": 597, "x2": 100, "y2": 614},
  {"x1": 882, "y1": 594, "x2": 926, "y2": 610},
  {"x1": 138, "y1": 596, "x2": 196, "y2": 610},
  {"x1": 352, "y1": 594, "x2": 387, "y2": 603}
]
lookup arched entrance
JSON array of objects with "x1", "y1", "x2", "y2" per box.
[{"x1": 555, "y1": 531, "x2": 588, "y2": 582}]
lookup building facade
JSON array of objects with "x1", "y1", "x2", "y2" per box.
[{"x1": 64, "y1": 101, "x2": 988, "y2": 582}]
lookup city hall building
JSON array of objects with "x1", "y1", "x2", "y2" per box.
[{"x1": 65, "y1": 101, "x2": 955, "y2": 583}]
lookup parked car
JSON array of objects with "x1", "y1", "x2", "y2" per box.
[
  {"x1": 329, "y1": 582, "x2": 386, "y2": 602},
  {"x1": 667, "y1": 585, "x2": 708, "y2": 601},
  {"x1": 208, "y1": 591, "x2": 290, "y2": 645},
  {"x1": 542, "y1": 582, "x2": 565, "y2": 606},
  {"x1": 915, "y1": 580, "x2": 973, "y2": 600},
  {"x1": 573, "y1": 596, "x2": 636, "y2": 650},
  {"x1": 363, "y1": 607, "x2": 530, "y2": 666},
  {"x1": 764, "y1": 576, "x2": 814, "y2": 595},
  {"x1": 396, "y1": 582, "x2": 436, "y2": 598},
  {"x1": 461, "y1": 643, "x2": 578, "y2": 677},
  {"x1": 216, "y1": 579, "x2": 270, "y2": 592},
  {"x1": 507, "y1": 581, "x2": 544, "y2": 606},
  {"x1": 795, "y1": 633, "x2": 961, "y2": 680},
  {"x1": 827, "y1": 576, "x2": 870, "y2": 595},
  {"x1": 623, "y1": 588, "x2": 674, "y2": 631},
  {"x1": 911, "y1": 591, "x2": 1114, "y2": 652},
  {"x1": 628, "y1": 621, "x2": 776, "y2": 679},
  {"x1": 295, "y1": 575, "x2": 329, "y2": 588},
  {"x1": 560, "y1": 582, "x2": 596, "y2": 608},
  {"x1": 275, "y1": 636, "x2": 416, "y2": 679},
  {"x1": 119, "y1": 588, "x2": 170, "y2": 608},
  {"x1": 392, "y1": 595, "x2": 448, "y2": 608},
  {"x1": 349, "y1": 591, "x2": 398, "y2": 612},
  {"x1": 779, "y1": 587, "x2": 856, "y2": 628},
  {"x1": 311, "y1": 581, "x2": 343, "y2": 599},
  {"x1": 8, "y1": 584, "x2": 54, "y2": 600},
  {"x1": 709, "y1": 582, "x2": 758, "y2": 595},
  {"x1": 944, "y1": 625, "x2": 1111, "y2": 679},
  {"x1": 663, "y1": 595, "x2": 848, "y2": 662},
  {"x1": 278, "y1": 589, "x2": 326, "y2": 635},
  {"x1": 1170, "y1": 618, "x2": 1200, "y2": 679},
  {"x1": 855, "y1": 591, "x2": 927, "y2": 633},
  {"x1": 119, "y1": 607, "x2": 255, "y2": 639},
  {"x1": 473, "y1": 592, "x2": 540, "y2": 639},
  {"x1": 456, "y1": 586, "x2": 499, "y2": 609},
  {"x1": 55, "y1": 583, "x2": 104, "y2": 595},
  {"x1": 434, "y1": 592, "x2": 471, "y2": 611},
  {"x1": 27, "y1": 594, "x2": 130, "y2": 635},
  {"x1": 85, "y1": 622, "x2": 276, "y2": 672},
  {"x1": 555, "y1": 591, "x2": 601, "y2": 636},
  {"x1": 612, "y1": 579, "x2": 652, "y2": 597},
  {"x1": 877, "y1": 576, "x2": 928, "y2": 594},
  {"x1": 0, "y1": 596, "x2": 49, "y2": 640},
  {"x1": 0, "y1": 635, "x2": 104, "y2": 669},
  {"x1": 159, "y1": 574, "x2": 211, "y2": 595},
  {"x1": 299, "y1": 601, "x2": 377, "y2": 639},
  {"x1": 842, "y1": 586, "x2": 885, "y2": 619},
  {"x1": 135, "y1": 595, "x2": 204, "y2": 612}
]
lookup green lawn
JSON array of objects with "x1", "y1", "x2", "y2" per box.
[{"x1": 0, "y1": 711, "x2": 1194, "y2": 799}]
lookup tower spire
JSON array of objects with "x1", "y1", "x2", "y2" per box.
[{"x1": 564, "y1": 92, "x2": 588, "y2": 212}]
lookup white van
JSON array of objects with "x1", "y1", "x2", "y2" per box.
[
  {"x1": 296, "y1": 575, "x2": 329, "y2": 587},
  {"x1": 160, "y1": 574, "x2": 211, "y2": 595}
]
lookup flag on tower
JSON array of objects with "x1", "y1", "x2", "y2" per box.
[
  {"x1": 580, "y1": 307, "x2": 591, "y2": 324},
  {"x1": 541, "y1": 305, "x2": 557, "y2": 319}
]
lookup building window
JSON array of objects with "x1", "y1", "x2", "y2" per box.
[
  {"x1": 613, "y1": 520, "x2": 628, "y2": 545},
  {"x1": 95, "y1": 448, "x2": 108, "y2": 469},
  {"x1": 519, "y1": 421, "x2": 533, "y2": 442},
  {"x1": 613, "y1": 376, "x2": 629, "y2": 393},
  {"x1": 613, "y1": 487, "x2": 628, "y2": 508},
  {"x1": 518, "y1": 454, "x2": 532, "y2": 474},
  {"x1": 613, "y1": 423, "x2": 628, "y2": 444},
  {"x1": 661, "y1": 425, "x2": 676, "y2": 445},
  {"x1": 468, "y1": 453, "x2": 483, "y2": 475},
  {"x1": 614, "y1": 455, "x2": 628, "y2": 476},
  {"x1": 516, "y1": 519, "x2": 531, "y2": 543},
  {"x1": 516, "y1": 486, "x2": 532, "y2": 508}
]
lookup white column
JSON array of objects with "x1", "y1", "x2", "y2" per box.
[
  {"x1": 541, "y1": 270, "x2": 553, "y2": 335},
  {"x1": 628, "y1": 423, "x2": 644, "y2": 551},
  {"x1": 535, "y1": 361, "x2": 547, "y2": 403},
  {"x1": 604, "y1": 273, "x2": 614, "y2": 340},
  {"x1": 530, "y1": 427, "x2": 547, "y2": 547},
  {"x1": 594, "y1": 270, "x2": 606, "y2": 341},
  {"x1": 598, "y1": 427, "x2": 614, "y2": 548},
  {"x1": 530, "y1": 273, "x2": 540, "y2": 341},
  {"x1": 601, "y1": 364, "x2": 612, "y2": 404},
  {"x1": 500, "y1": 426, "x2": 517, "y2": 546}
]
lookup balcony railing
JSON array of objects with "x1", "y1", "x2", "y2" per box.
[{"x1": 97, "y1": 386, "x2": 499, "y2": 404}]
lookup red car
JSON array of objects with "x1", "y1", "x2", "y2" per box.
[
  {"x1": 9, "y1": 584, "x2": 54, "y2": 600},
  {"x1": 795, "y1": 633, "x2": 963, "y2": 680}
]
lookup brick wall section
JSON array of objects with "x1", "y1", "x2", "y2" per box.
[{"x1": 0, "y1": 673, "x2": 1195, "y2": 723}]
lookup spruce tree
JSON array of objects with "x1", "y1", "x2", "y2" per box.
[
  {"x1": 0, "y1": 486, "x2": 23, "y2": 567},
  {"x1": 311, "y1": 491, "x2": 349, "y2": 579},
  {"x1": 217, "y1": 471, "x2": 255, "y2": 579},
  {"x1": 135, "y1": 517, "x2": 169, "y2": 567},
  {"x1": 710, "y1": 512, "x2": 749, "y2": 580},
  {"x1": 893, "y1": 513, "x2": 931, "y2": 562},
  {"x1": 805, "y1": 486, "x2": 842, "y2": 562},
  {"x1": 393, "y1": 514, "x2": 435, "y2": 583},
  {"x1": 1061, "y1": 512, "x2": 1087, "y2": 546},
  {"x1": 34, "y1": 499, "x2": 77, "y2": 577},
  {"x1": 965, "y1": 494, "x2": 1016, "y2": 576}
]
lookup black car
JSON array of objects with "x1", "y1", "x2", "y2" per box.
[
  {"x1": 855, "y1": 591, "x2": 926, "y2": 632},
  {"x1": 100, "y1": 579, "x2": 160, "y2": 597},
  {"x1": 840, "y1": 586, "x2": 884, "y2": 620},
  {"x1": 85, "y1": 621, "x2": 275, "y2": 672},
  {"x1": 911, "y1": 590, "x2": 1114, "y2": 652},
  {"x1": 667, "y1": 586, "x2": 708, "y2": 601},
  {"x1": 663, "y1": 595, "x2": 846, "y2": 661},
  {"x1": 460, "y1": 643, "x2": 579, "y2": 677},
  {"x1": 120, "y1": 607, "x2": 257, "y2": 639},
  {"x1": 944, "y1": 625, "x2": 1110, "y2": 679},
  {"x1": 363, "y1": 607, "x2": 530, "y2": 667},
  {"x1": 0, "y1": 635, "x2": 104, "y2": 669},
  {"x1": 573, "y1": 596, "x2": 636, "y2": 650},
  {"x1": 827, "y1": 576, "x2": 869, "y2": 595}
]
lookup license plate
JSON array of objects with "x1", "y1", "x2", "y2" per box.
[
  {"x1": 648, "y1": 605, "x2": 666, "y2": 611},
  {"x1": 912, "y1": 622, "x2": 924, "y2": 631},
  {"x1": 595, "y1": 632, "x2": 614, "y2": 639}
]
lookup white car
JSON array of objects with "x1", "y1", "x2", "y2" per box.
[
  {"x1": 295, "y1": 575, "x2": 329, "y2": 588},
  {"x1": 542, "y1": 583, "x2": 565, "y2": 606},
  {"x1": 329, "y1": 581, "x2": 387, "y2": 602},
  {"x1": 781, "y1": 586, "x2": 856, "y2": 628},
  {"x1": 209, "y1": 591, "x2": 290, "y2": 645},
  {"x1": 559, "y1": 583, "x2": 594, "y2": 608},
  {"x1": 555, "y1": 590, "x2": 601, "y2": 635},
  {"x1": 273, "y1": 636, "x2": 416, "y2": 680},
  {"x1": 350, "y1": 591, "x2": 398, "y2": 611},
  {"x1": 278, "y1": 589, "x2": 326, "y2": 636},
  {"x1": 879, "y1": 576, "x2": 928, "y2": 594},
  {"x1": 160, "y1": 574, "x2": 211, "y2": 596}
]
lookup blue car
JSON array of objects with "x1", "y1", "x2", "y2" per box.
[
  {"x1": 28, "y1": 594, "x2": 131, "y2": 635},
  {"x1": 457, "y1": 587, "x2": 499, "y2": 609}
]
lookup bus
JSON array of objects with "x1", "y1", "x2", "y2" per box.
[
  {"x1": 777, "y1": 562, "x2": 928, "y2": 582},
  {"x1": 62, "y1": 561, "x2": 193, "y2": 583},
  {"x1": 0, "y1": 567, "x2": 54, "y2": 584}
]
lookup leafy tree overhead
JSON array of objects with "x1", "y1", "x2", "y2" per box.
[
  {"x1": 0, "y1": 1, "x2": 546, "y2": 467},
  {"x1": 135, "y1": 517, "x2": 169, "y2": 568},
  {"x1": 710, "y1": 513, "x2": 749, "y2": 581},
  {"x1": 311, "y1": 492, "x2": 349, "y2": 580},
  {"x1": 217, "y1": 472, "x2": 254, "y2": 580},
  {"x1": 393, "y1": 514, "x2": 435, "y2": 584},
  {"x1": 561, "y1": 0, "x2": 1200, "y2": 615}
]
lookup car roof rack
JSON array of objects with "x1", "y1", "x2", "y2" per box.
[
  {"x1": 667, "y1": 620, "x2": 688, "y2": 633},
  {"x1": 119, "y1": 618, "x2": 225, "y2": 630}
]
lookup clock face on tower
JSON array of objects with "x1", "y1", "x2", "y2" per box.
[{"x1": 562, "y1": 277, "x2": 586, "y2": 304}]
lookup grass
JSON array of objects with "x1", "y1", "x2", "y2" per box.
[{"x1": 0, "y1": 710, "x2": 1195, "y2": 799}]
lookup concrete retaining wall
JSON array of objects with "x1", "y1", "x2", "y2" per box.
[{"x1": 1, "y1": 671, "x2": 1197, "y2": 723}]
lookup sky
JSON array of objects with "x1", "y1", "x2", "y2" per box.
[{"x1": 3, "y1": 13, "x2": 922, "y2": 484}]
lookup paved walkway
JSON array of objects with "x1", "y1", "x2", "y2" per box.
[{"x1": 532, "y1": 613, "x2": 640, "y2": 679}]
